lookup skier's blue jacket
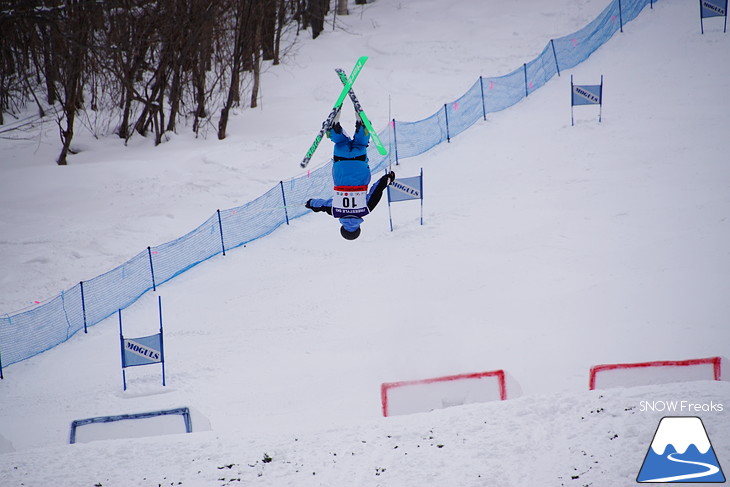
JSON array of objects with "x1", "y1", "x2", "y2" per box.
[{"x1": 308, "y1": 123, "x2": 373, "y2": 232}]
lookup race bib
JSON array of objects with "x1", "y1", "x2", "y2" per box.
[{"x1": 332, "y1": 185, "x2": 370, "y2": 218}]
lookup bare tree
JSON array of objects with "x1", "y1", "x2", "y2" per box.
[
  {"x1": 47, "y1": 1, "x2": 97, "y2": 165},
  {"x1": 307, "y1": 0, "x2": 329, "y2": 39},
  {"x1": 0, "y1": 0, "x2": 320, "y2": 160},
  {"x1": 218, "y1": 0, "x2": 254, "y2": 140}
]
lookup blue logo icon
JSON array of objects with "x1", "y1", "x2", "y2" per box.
[{"x1": 637, "y1": 417, "x2": 725, "y2": 483}]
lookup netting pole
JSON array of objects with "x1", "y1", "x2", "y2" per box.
[
  {"x1": 523, "y1": 63, "x2": 529, "y2": 97},
  {"x1": 216, "y1": 210, "x2": 226, "y2": 256},
  {"x1": 0, "y1": 347, "x2": 4, "y2": 379},
  {"x1": 279, "y1": 181, "x2": 290, "y2": 225},
  {"x1": 443, "y1": 104, "x2": 451, "y2": 143},
  {"x1": 570, "y1": 75, "x2": 575, "y2": 127},
  {"x1": 147, "y1": 246, "x2": 157, "y2": 292},
  {"x1": 419, "y1": 167, "x2": 424, "y2": 226},
  {"x1": 386, "y1": 169, "x2": 394, "y2": 232},
  {"x1": 392, "y1": 119, "x2": 400, "y2": 165},
  {"x1": 599, "y1": 75, "x2": 604, "y2": 123},
  {"x1": 479, "y1": 76, "x2": 487, "y2": 120},
  {"x1": 700, "y1": 0, "x2": 705, "y2": 34},
  {"x1": 119, "y1": 309, "x2": 127, "y2": 391},
  {"x1": 618, "y1": 0, "x2": 623, "y2": 33},
  {"x1": 80, "y1": 281, "x2": 88, "y2": 334},
  {"x1": 158, "y1": 295, "x2": 166, "y2": 387},
  {"x1": 550, "y1": 40, "x2": 561, "y2": 77}
]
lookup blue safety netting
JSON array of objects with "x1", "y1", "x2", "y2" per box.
[{"x1": 0, "y1": 0, "x2": 658, "y2": 370}]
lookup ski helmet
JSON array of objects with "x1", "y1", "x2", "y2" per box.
[{"x1": 340, "y1": 225, "x2": 361, "y2": 240}]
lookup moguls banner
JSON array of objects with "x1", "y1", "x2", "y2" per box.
[
  {"x1": 386, "y1": 170, "x2": 424, "y2": 231},
  {"x1": 571, "y1": 75, "x2": 603, "y2": 125},
  {"x1": 388, "y1": 176, "x2": 422, "y2": 203},
  {"x1": 572, "y1": 84, "x2": 602, "y2": 106},
  {"x1": 701, "y1": 0, "x2": 727, "y2": 18},
  {"x1": 118, "y1": 295, "x2": 167, "y2": 390},
  {"x1": 122, "y1": 334, "x2": 163, "y2": 367}
]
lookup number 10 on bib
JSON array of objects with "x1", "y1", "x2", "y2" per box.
[{"x1": 332, "y1": 185, "x2": 370, "y2": 218}]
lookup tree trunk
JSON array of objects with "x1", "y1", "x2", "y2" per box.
[
  {"x1": 273, "y1": 0, "x2": 286, "y2": 65},
  {"x1": 57, "y1": 108, "x2": 75, "y2": 165},
  {"x1": 261, "y1": 0, "x2": 277, "y2": 61},
  {"x1": 250, "y1": 52, "x2": 261, "y2": 108},
  {"x1": 337, "y1": 0, "x2": 348, "y2": 16},
  {"x1": 166, "y1": 65, "x2": 181, "y2": 133},
  {"x1": 218, "y1": 0, "x2": 250, "y2": 140},
  {"x1": 308, "y1": 0, "x2": 327, "y2": 39}
]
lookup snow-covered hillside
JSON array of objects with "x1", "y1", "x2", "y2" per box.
[{"x1": 1, "y1": 0, "x2": 728, "y2": 485}]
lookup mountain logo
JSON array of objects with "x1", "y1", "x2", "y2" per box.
[{"x1": 637, "y1": 416, "x2": 725, "y2": 483}]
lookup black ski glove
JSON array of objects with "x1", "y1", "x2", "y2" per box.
[
  {"x1": 355, "y1": 120, "x2": 369, "y2": 136},
  {"x1": 306, "y1": 199, "x2": 329, "y2": 213}
]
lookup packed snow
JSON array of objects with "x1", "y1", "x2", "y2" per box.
[{"x1": 1, "y1": 0, "x2": 729, "y2": 485}]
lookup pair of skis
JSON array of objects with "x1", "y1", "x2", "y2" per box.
[{"x1": 300, "y1": 56, "x2": 387, "y2": 168}]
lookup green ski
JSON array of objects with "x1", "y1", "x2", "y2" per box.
[
  {"x1": 335, "y1": 68, "x2": 388, "y2": 156},
  {"x1": 301, "y1": 56, "x2": 368, "y2": 168}
]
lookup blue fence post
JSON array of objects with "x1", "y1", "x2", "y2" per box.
[
  {"x1": 479, "y1": 76, "x2": 487, "y2": 120},
  {"x1": 571, "y1": 74, "x2": 575, "y2": 126},
  {"x1": 523, "y1": 63, "x2": 529, "y2": 97},
  {"x1": 279, "y1": 181, "x2": 290, "y2": 225},
  {"x1": 619, "y1": 0, "x2": 624, "y2": 33},
  {"x1": 550, "y1": 40, "x2": 561, "y2": 77},
  {"x1": 419, "y1": 167, "x2": 424, "y2": 226},
  {"x1": 80, "y1": 281, "x2": 88, "y2": 333},
  {"x1": 119, "y1": 309, "x2": 127, "y2": 391},
  {"x1": 216, "y1": 210, "x2": 226, "y2": 256},
  {"x1": 700, "y1": 0, "x2": 705, "y2": 34},
  {"x1": 443, "y1": 104, "x2": 451, "y2": 143},
  {"x1": 147, "y1": 246, "x2": 157, "y2": 291},
  {"x1": 392, "y1": 119, "x2": 400, "y2": 165},
  {"x1": 158, "y1": 295, "x2": 166, "y2": 387},
  {"x1": 599, "y1": 75, "x2": 604, "y2": 123},
  {"x1": 386, "y1": 169, "x2": 394, "y2": 232}
]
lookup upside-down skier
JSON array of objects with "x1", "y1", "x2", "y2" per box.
[{"x1": 305, "y1": 112, "x2": 395, "y2": 241}]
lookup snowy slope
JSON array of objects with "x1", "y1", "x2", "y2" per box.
[
  {"x1": 1, "y1": 381, "x2": 728, "y2": 486},
  {"x1": 1, "y1": 0, "x2": 729, "y2": 485}
]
